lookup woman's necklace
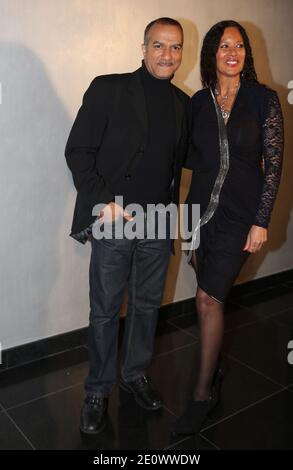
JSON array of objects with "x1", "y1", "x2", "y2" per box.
[{"x1": 215, "y1": 82, "x2": 240, "y2": 120}]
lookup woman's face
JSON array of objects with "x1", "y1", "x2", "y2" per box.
[{"x1": 216, "y1": 27, "x2": 246, "y2": 80}]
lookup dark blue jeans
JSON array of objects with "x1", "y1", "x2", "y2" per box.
[{"x1": 85, "y1": 223, "x2": 171, "y2": 397}]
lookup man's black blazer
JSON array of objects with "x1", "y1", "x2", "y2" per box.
[{"x1": 65, "y1": 67, "x2": 190, "y2": 239}]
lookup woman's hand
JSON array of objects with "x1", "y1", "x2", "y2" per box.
[{"x1": 243, "y1": 225, "x2": 267, "y2": 253}]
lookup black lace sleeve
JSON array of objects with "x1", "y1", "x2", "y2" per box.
[{"x1": 255, "y1": 89, "x2": 284, "y2": 228}]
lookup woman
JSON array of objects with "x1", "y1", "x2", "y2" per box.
[{"x1": 174, "y1": 20, "x2": 284, "y2": 435}]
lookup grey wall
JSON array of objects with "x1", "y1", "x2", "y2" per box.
[{"x1": 0, "y1": 0, "x2": 292, "y2": 350}]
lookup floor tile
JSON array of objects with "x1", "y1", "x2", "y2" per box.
[
  {"x1": 2, "y1": 276, "x2": 292, "y2": 450},
  {"x1": 8, "y1": 384, "x2": 182, "y2": 450},
  {"x1": 202, "y1": 389, "x2": 293, "y2": 449},
  {"x1": 166, "y1": 433, "x2": 217, "y2": 450},
  {"x1": 154, "y1": 318, "x2": 197, "y2": 356},
  {"x1": 284, "y1": 280, "x2": 293, "y2": 289},
  {"x1": 149, "y1": 345, "x2": 281, "y2": 419},
  {"x1": 223, "y1": 319, "x2": 293, "y2": 386},
  {"x1": 167, "y1": 313, "x2": 199, "y2": 340},
  {"x1": 170, "y1": 303, "x2": 265, "y2": 337},
  {"x1": 0, "y1": 411, "x2": 33, "y2": 450},
  {"x1": 0, "y1": 348, "x2": 88, "y2": 410},
  {"x1": 269, "y1": 308, "x2": 293, "y2": 329},
  {"x1": 224, "y1": 304, "x2": 266, "y2": 331}
]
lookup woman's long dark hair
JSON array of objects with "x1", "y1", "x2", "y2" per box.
[{"x1": 200, "y1": 20, "x2": 258, "y2": 88}]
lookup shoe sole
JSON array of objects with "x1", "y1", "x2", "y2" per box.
[{"x1": 119, "y1": 383, "x2": 163, "y2": 411}]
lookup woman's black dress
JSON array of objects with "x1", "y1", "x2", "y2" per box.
[{"x1": 186, "y1": 81, "x2": 284, "y2": 302}]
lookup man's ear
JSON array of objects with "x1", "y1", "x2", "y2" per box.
[{"x1": 141, "y1": 44, "x2": 146, "y2": 56}]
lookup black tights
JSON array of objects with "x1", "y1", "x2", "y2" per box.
[{"x1": 193, "y1": 286, "x2": 224, "y2": 401}]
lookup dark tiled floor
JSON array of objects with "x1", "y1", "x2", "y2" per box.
[
  {"x1": 202, "y1": 389, "x2": 293, "y2": 450},
  {"x1": 0, "y1": 278, "x2": 293, "y2": 449}
]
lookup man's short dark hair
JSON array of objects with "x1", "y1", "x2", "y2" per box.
[{"x1": 144, "y1": 17, "x2": 183, "y2": 45}]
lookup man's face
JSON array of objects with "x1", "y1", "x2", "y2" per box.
[{"x1": 142, "y1": 23, "x2": 183, "y2": 79}]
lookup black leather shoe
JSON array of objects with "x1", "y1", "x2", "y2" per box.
[
  {"x1": 120, "y1": 376, "x2": 163, "y2": 411},
  {"x1": 80, "y1": 395, "x2": 108, "y2": 434}
]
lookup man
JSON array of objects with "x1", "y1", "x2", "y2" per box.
[{"x1": 65, "y1": 17, "x2": 190, "y2": 434}]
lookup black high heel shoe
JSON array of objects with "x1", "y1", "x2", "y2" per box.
[{"x1": 172, "y1": 367, "x2": 223, "y2": 436}]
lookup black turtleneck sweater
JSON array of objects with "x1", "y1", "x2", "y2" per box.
[{"x1": 122, "y1": 62, "x2": 176, "y2": 209}]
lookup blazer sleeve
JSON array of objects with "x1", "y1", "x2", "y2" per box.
[{"x1": 65, "y1": 77, "x2": 114, "y2": 208}]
